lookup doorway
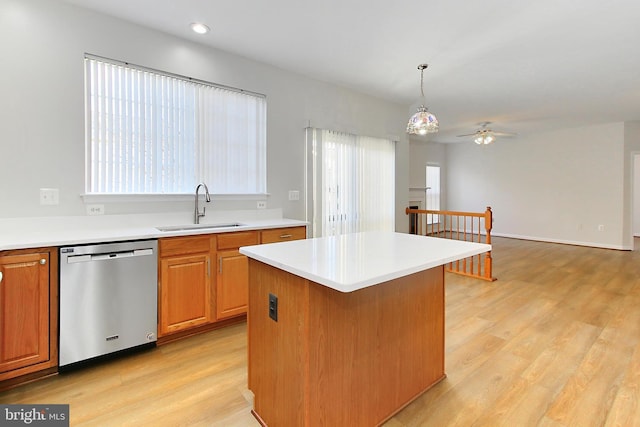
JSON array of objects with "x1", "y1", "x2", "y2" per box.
[{"x1": 633, "y1": 153, "x2": 640, "y2": 249}]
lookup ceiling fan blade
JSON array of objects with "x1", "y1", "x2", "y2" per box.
[
  {"x1": 492, "y1": 131, "x2": 517, "y2": 137},
  {"x1": 456, "y1": 133, "x2": 478, "y2": 137}
]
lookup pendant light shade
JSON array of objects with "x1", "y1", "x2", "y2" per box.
[
  {"x1": 406, "y1": 64, "x2": 438, "y2": 135},
  {"x1": 407, "y1": 106, "x2": 439, "y2": 135}
]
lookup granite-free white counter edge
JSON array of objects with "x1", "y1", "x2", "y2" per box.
[
  {"x1": 0, "y1": 210, "x2": 307, "y2": 251},
  {"x1": 240, "y1": 231, "x2": 491, "y2": 293}
]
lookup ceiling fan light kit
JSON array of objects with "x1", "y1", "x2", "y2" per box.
[
  {"x1": 474, "y1": 130, "x2": 495, "y2": 145},
  {"x1": 458, "y1": 121, "x2": 516, "y2": 145},
  {"x1": 407, "y1": 64, "x2": 439, "y2": 135}
]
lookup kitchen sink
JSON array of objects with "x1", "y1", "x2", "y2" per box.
[{"x1": 156, "y1": 223, "x2": 245, "y2": 232}]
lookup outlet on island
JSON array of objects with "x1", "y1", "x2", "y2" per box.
[{"x1": 269, "y1": 293, "x2": 278, "y2": 322}]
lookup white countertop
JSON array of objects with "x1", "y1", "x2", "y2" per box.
[
  {"x1": 240, "y1": 231, "x2": 491, "y2": 292},
  {"x1": 0, "y1": 210, "x2": 307, "y2": 250}
]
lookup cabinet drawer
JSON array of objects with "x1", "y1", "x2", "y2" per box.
[
  {"x1": 261, "y1": 226, "x2": 306, "y2": 244},
  {"x1": 217, "y1": 231, "x2": 259, "y2": 250},
  {"x1": 159, "y1": 236, "x2": 211, "y2": 257}
]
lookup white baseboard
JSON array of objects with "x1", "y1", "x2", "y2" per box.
[
  {"x1": 414, "y1": 227, "x2": 633, "y2": 251},
  {"x1": 491, "y1": 232, "x2": 632, "y2": 251}
]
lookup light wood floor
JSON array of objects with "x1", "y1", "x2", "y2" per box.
[{"x1": 3, "y1": 237, "x2": 640, "y2": 426}]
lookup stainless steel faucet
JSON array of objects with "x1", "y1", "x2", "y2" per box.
[{"x1": 194, "y1": 183, "x2": 211, "y2": 224}]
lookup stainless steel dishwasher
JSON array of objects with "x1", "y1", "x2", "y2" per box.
[{"x1": 59, "y1": 240, "x2": 158, "y2": 368}]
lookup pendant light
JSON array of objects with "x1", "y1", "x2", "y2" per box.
[{"x1": 406, "y1": 64, "x2": 439, "y2": 135}]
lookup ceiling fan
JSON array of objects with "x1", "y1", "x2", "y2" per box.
[{"x1": 457, "y1": 122, "x2": 516, "y2": 145}]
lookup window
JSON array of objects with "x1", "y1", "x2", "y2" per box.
[
  {"x1": 84, "y1": 55, "x2": 267, "y2": 195},
  {"x1": 307, "y1": 128, "x2": 395, "y2": 237},
  {"x1": 426, "y1": 165, "x2": 441, "y2": 224}
]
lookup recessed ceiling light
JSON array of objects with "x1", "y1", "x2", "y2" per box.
[{"x1": 190, "y1": 22, "x2": 210, "y2": 35}]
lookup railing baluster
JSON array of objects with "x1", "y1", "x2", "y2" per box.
[{"x1": 404, "y1": 206, "x2": 495, "y2": 282}]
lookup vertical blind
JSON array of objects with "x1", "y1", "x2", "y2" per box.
[
  {"x1": 85, "y1": 56, "x2": 267, "y2": 195},
  {"x1": 310, "y1": 128, "x2": 395, "y2": 237}
]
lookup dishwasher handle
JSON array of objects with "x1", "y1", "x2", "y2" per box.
[{"x1": 67, "y1": 248, "x2": 154, "y2": 263}]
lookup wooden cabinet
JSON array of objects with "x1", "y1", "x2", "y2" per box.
[
  {"x1": 261, "y1": 226, "x2": 307, "y2": 244},
  {"x1": 215, "y1": 227, "x2": 307, "y2": 320},
  {"x1": 216, "y1": 250, "x2": 249, "y2": 319},
  {"x1": 0, "y1": 248, "x2": 58, "y2": 382},
  {"x1": 158, "y1": 236, "x2": 213, "y2": 337},
  {"x1": 158, "y1": 226, "x2": 307, "y2": 337},
  {"x1": 216, "y1": 232, "x2": 259, "y2": 320}
]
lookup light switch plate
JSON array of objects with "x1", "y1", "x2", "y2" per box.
[{"x1": 288, "y1": 190, "x2": 300, "y2": 201}]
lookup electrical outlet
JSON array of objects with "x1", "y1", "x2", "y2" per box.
[
  {"x1": 40, "y1": 188, "x2": 59, "y2": 205},
  {"x1": 269, "y1": 293, "x2": 278, "y2": 322},
  {"x1": 257, "y1": 201, "x2": 267, "y2": 209},
  {"x1": 86, "y1": 204, "x2": 105, "y2": 215},
  {"x1": 598, "y1": 224, "x2": 605, "y2": 232}
]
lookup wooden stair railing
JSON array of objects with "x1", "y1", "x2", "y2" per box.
[{"x1": 405, "y1": 206, "x2": 496, "y2": 281}]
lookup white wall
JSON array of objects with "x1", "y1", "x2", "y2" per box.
[
  {"x1": 0, "y1": 0, "x2": 409, "y2": 231},
  {"x1": 443, "y1": 122, "x2": 627, "y2": 249}
]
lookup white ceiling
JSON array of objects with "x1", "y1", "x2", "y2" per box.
[{"x1": 61, "y1": 0, "x2": 640, "y2": 142}]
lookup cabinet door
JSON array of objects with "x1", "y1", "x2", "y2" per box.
[
  {"x1": 159, "y1": 254, "x2": 212, "y2": 336},
  {"x1": 216, "y1": 250, "x2": 249, "y2": 320},
  {"x1": 0, "y1": 253, "x2": 50, "y2": 374}
]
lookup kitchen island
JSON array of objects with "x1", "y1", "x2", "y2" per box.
[{"x1": 240, "y1": 231, "x2": 491, "y2": 426}]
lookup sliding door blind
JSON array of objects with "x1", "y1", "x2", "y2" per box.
[
  {"x1": 85, "y1": 56, "x2": 267, "y2": 195},
  {"x1": 312, "y1": 129, "x2": 395, "y2": 236}
]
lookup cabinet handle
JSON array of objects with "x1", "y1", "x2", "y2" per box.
[
  {"x1": 0, "y1": 271, "x2": 3, "y2": 283},
  {"x1": 279, "y1": 234, "x2": 293, "y2": 239},
  {"x1": 40, "y1": 258, "x2": 47, "y2": 265}
]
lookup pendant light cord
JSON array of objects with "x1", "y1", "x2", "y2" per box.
[{"x1": 417, "y1": 64, "x2": 428, "y2": 104}]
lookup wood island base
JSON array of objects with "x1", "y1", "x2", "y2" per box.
[{"x1": 247, "y1": 259, "x2": 445, "y2": 427}]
